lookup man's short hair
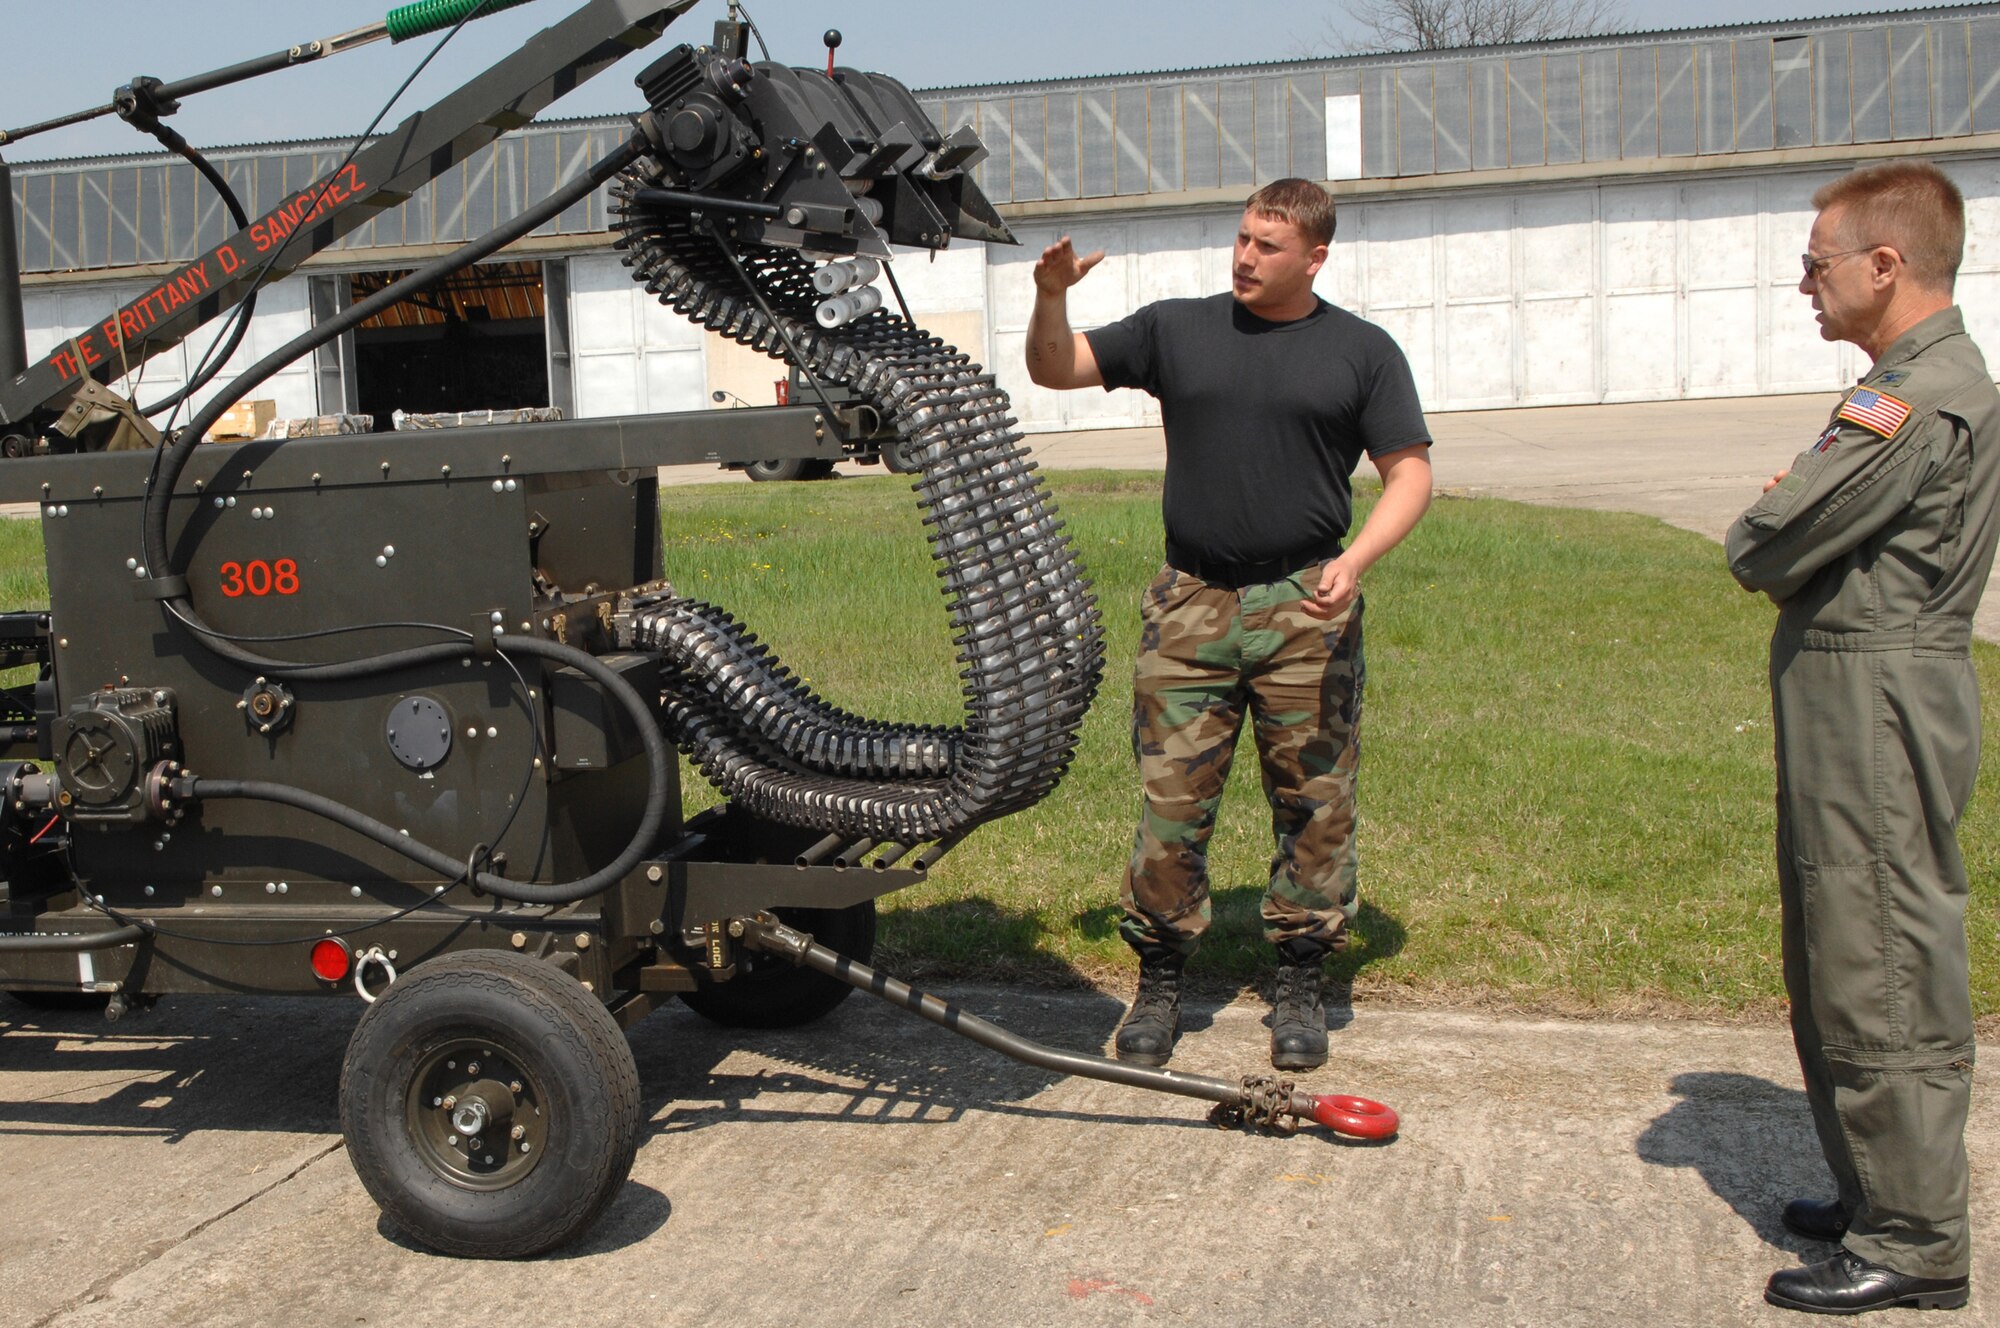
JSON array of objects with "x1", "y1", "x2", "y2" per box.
[
  {"x1": 1812, "y1": 161, "x2": 1965, "y2": 289},
  {"x1": 1246, "y1": 178, "x2": 1336, "y2": 247}
]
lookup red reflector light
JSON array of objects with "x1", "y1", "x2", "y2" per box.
[{"x1": 310, "y1": 938, "x2": 352, "y2": 983}]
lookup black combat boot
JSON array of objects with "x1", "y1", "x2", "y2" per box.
[
  {"x1": 1270, "y1": 937, "x2": 1330, "y2": 1071},
  {"x1": 1114, "y1": 944, "x2": 1186, "y2": 1067}
]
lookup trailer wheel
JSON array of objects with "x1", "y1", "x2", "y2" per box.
[
  {"x1": 744, "y1": 456, "x2": 836, "y2": 482},
  {"x1": 339, "y1": 951, "x2": 641, "y2": 1259},
  {"x1": 678, "y1": 900, "x2": 876, "y2": 1029},
  {"x1": 881, "y1": 436, "x2": 921, "y2": 474}
]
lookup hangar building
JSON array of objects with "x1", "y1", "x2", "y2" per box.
[{"x1": 10, "y1": 5, "x2": 2000, "y2": 435}]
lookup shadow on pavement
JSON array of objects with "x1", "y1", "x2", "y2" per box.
[
  {"x1": 373, "y1": 1183, "x2": 675, "y2": 1259},
  {"x1": 1636, "y1": 1069, "x2": 1832, "y2": 1257},
  {"x1": 0, "y1": 993, "x2": 360, "y2": 1140}
]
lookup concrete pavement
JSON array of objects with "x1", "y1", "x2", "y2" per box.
[{"x1": 6, "y1": 983, "x2": 1992, "y2": 1328}]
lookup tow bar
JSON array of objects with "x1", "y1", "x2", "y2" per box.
[{"x1": 740, "y1": 915, "x2": 1399, "y2": 1140}]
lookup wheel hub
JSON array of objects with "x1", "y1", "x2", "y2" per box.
[{"x1": 406, "y1": 1041, "x2": 547, "y2": 1191}]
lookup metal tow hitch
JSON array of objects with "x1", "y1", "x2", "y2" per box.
[{"x1": 737, "y1": 913, "x2": 1399, "y2": 1141}]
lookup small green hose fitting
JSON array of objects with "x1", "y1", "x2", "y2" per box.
[{"x1": 384, "y1": 0, "x2": 537, "y2": 43}]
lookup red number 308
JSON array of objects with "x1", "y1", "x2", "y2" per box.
[{"x1": 219, "y1": 558, "x2": 301, "y2": 598}]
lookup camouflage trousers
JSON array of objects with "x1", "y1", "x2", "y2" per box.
[{"x1": 1120, "y1": 562, "x2": 1365, "y2": 956}]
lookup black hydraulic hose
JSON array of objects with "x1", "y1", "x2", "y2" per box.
[
  {"x1": 141, "y1": 133, "x2": 647, "y2": 587},
  {"x1": 0, "y1": 924, "x2": 149, "y2": 952},
  {"x1": 135, "y1": 128, "x2": 256, "y2": 417},
  {"x1": 190, "y1": 637, "x2": 673, "y2": 907},
  {"x1": 156, "y1": 614, "x2": 471, "y2": 682}
]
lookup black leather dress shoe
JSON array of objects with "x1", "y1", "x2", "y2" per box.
[
  {"x1": 1782, "y1": 1197, "x2": 1850, "y2": 1242},
  {"x1": 1765, "y1": 1251, "x2": 1969, "y2": 1314}
]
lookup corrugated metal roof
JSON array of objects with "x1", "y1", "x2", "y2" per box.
[
  {"x1": 915, "y1": 3, "x2": 1996, "y2": 94},
  {"x1": 15, "y1": 6, "x2": 2000, "y2": 274}
]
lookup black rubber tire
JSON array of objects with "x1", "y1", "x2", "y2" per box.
[
  {"x1": 881, "y1": 436, "x2": 921, "y2": 474},
  {"x1": 744, "y1": 456, "x2": 837, "y2": 482},
  {"x1": 678, "y1": 900, "x2": 876, "y2": 1029},
  {"x1": 3, "y1": 989, "x2": 112, "y2": 1011},
  {"x1": 339, "y1": 950, "x2": 641, "y2": 1259}
]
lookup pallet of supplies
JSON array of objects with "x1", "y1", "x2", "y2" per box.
[
  {"x1": 263, "y1": 413, "x2": 375, "y2": 439},
  {"x1": 390, "y1": 407, "x2": 564, "y2": 430}
]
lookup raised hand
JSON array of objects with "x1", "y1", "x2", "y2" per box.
[{"x1": 1034, "y1": 236, "x2": 1105, "y2": 296}]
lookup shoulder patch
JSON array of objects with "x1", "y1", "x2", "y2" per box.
[
  {"x1": 1873, "y1": 369, "x2": 1910, "y2": 386},
  {"x1": 1835, "y1": 387, "x2": 1913, "y2": 439}
]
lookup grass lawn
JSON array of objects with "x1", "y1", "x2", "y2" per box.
[
  {"x1": 4, "y1": 471, "x2": 1995, "y2": 1022},
  {"x1": 653, "y1": 470, "x2": 2000, "y2": 1023}
]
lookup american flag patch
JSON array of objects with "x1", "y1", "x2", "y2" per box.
[{"x1": 1835, "y1": 388, "x2": 1912, "y2": 438}]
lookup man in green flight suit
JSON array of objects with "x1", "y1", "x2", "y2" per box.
[{"x1": 1727, "y1": 160, "x2": 1997, "y2": 1315}]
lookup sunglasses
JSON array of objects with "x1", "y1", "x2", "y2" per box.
[{"x1": 1800, "y1": 245, "x2": 1886, "y2": 279}]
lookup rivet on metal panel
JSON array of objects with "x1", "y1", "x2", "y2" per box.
[
  {"x1": 510, "y1": 932, "x2": 527, "y2": 948},
  {"x1": 646, "y1": 865, "x2": 663, "y2": 882},
  {"x1": 574, "y1": 933, "x2": 591, "y2": 950},
  {"x1": 485, "y1": 727, "x2": 497, "y2": 738}
]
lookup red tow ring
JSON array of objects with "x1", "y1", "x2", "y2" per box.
[{"x1": 1303, "y1": 1093, "x2": 1399, "y2": 1139}]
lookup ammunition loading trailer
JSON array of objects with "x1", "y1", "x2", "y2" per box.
[{"x1": 0, "y1": 0, "x2": 1394, "y2": 1260}]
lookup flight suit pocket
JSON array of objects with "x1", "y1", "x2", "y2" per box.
[{"x1": 1797, "y1": 859, "x2": 1897, "y2": 1049}]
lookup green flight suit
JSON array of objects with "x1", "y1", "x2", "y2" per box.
[{"x1": 1726, "y1": 306, "x2": 2000, "y2": 1280}]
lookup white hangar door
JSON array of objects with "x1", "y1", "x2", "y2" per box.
[{"x1": 565, "y1": 253, "x2": 707, "y2": 418}]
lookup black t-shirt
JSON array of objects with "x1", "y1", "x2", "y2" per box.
[{"x1": 1086, "y1": 293, "x2": 1430, "y2": 565}]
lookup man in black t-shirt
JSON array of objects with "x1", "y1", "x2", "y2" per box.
[{"x1": 1026, "y1": 178, "x2": 1433, "y2": 1070}]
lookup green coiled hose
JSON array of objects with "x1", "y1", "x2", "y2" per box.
[{"x1": 384, "y1": 0, "x2": 538, "y2": 42}]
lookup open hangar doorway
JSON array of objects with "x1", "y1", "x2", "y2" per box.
[{"x1": 337, "y1": 259, "x2": 556, "y2": 428}]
